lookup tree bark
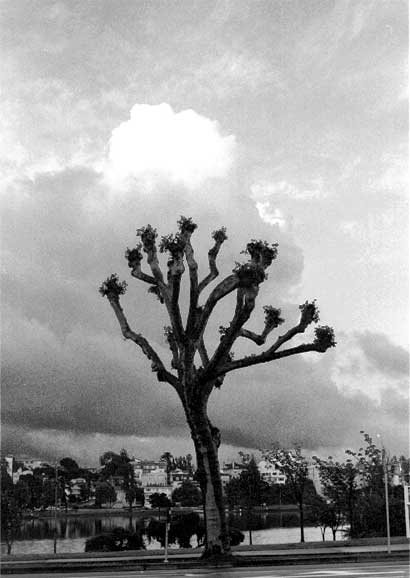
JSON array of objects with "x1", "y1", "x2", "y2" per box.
[{"x1": 184, "y1": 400, "x2": 230, "y2": 558}]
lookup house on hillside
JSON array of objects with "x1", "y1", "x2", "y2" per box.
[{"x1": 257, "y1": 460, "x2": 286, "y2": 485}]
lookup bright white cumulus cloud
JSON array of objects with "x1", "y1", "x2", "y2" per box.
[{"x1": 106, "y1": 103, "x2": 236, "y2": 189}]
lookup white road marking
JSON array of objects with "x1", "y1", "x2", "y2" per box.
[{"x1": 223, "y1": 571, "x2": 406, "y2": 578}]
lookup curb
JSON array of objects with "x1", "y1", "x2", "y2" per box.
[{"x1": 1, "y1": 549, "x2": 408, "y2": 574}]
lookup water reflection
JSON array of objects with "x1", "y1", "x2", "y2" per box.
[{"x1": 1, "y1": 511, "x2": 345, "y2": 556}]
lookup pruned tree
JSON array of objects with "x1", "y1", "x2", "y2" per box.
[{"x1": 99, "y1": 217, "x2": 335, "y2": 558}]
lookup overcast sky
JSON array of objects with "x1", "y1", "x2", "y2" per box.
[{"x1": 1, "y1": 0, "x2": 408, "y2": 467}]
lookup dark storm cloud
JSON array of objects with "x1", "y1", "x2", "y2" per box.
[
  {"x1": 1, "y1": 164, "x2": 309, "y2": 455},
  {"x1": 209, "y1": 349, "x2": 400, "y2": 452},
  {"x1": 2, "y1": 161, "x2": 408, "y2": 460},
  {"x1": 356, "y1": 331, "x2": 409, "y2": 377}
]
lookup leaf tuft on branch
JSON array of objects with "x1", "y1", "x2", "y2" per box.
[
  {"x1": 125, "y1": 245, "x2": 143, "y2": 268},
  {"x1": 233, "y1": 262, "x2": 266, "y2": 286},
  {"x1": 178, "y1": 216, "x2": 197, "y2": 234},
  {"x1": 99, "y1": 274, "x2": 127, "y2": 298},
  {"x1": 159, "y1": 233, "x2": 185, "y2": 257},
  {"x1": 148, "y1": 285, "x2": 164, "y2": 303},
  {"x1": 314, "y1": 325, "x2": 336, "y2": 350},
  {"x1": 242, "y1": 239, "x2": 278, "y2": 267},
  {"x1": 136, "y1": 224, "x2": 157, "y2": 250},
  {"x1": 263, "y1": 305, "x2": 284, "y2": 329},
  {"x1": 212, "y1": 227, "x2": 228, "y2": 244},
  {"x1": 299, "y1": 300, "x2": 320, "y2": 326}
]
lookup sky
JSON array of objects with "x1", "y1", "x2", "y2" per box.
[{"x1": 1, "y1": 0, "x2": 408, "y2": 467}]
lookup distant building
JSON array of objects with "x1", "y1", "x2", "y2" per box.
[
  {"x1": 3, "y1": 456, "x2": 14, "y2": 478},
  {"x1": 306, "y1": 461, "x2": 323, "y2": 495},
  {"x1": 257, "y1": 460, "x2": 286, "y2": 485},
  {"x1": 221, "y1": 461, "x2": 247, "y2": 479},
  {"x1": 170, "y1": 468, "x2": 192, "y2": 489}
]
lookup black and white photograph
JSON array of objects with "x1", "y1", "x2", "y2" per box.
[{"x1": 1, "y1": 1, "x2": 408, "y2": 575}]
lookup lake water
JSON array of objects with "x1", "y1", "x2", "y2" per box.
[{"x1": 1, "y1": 511, "x2": 347, "y2": 556}]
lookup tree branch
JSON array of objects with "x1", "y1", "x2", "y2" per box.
[
  {"x1": 198, "y1": 338, "x2": 210, "y2": 367},
  {"x1": 237, "y1": 328, "x2": 266, "y2": 345},
  {"x1": 159, "y1": 232, "x2": 186, "y2": 342},
  {"x1": 265, "y1": 301, "x2": 320, "y2": 354},
  {"x1": 196, "y1": 273, "x2": 239, "y2": 340},
  {"x1": 198, "y1": 228, "x2": 227, "y2": 294},
  {"x1": 164, "y1": 326, "x2": 181, "y2": 375},
  {"x1": 167, "y1": 256, "x2": 185, "y2": 341},
  {"x1": 209, "y1": 302, "x2": 334, "y2": 378},
  {"x1": 204, "y1": 284, "x2": 259, "y2": 379},
  {"x1": 238, "y1": 306, "x2": 284, "y2": 345},
  {"x1": 214, "y1": 341, "x2": 332, "y2": 377},
  {"x1": 137, "y1": 225, "x2": 167, "y2": 289},
  {"x1": 185, "y1": 238, "x2": 199, "y2": 334},
  {"x1": 106, "y1": 295, "x2": 180, "y2": 390}
]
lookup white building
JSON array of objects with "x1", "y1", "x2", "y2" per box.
[{"x1": 257, "y1": 460, "x2": 286, "y2": 485}]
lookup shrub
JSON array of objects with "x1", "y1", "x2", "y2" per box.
[{"x1": 85, "y1": 527, "x2": 145, "y2": 552}]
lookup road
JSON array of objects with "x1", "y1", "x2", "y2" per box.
[{"x1": 6, "y1": 561, "x2": 409, "y2": 578}]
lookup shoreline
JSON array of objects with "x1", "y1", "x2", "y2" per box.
[{"x1": 25, "y1": 504, "x2": 299, "y2": 518}]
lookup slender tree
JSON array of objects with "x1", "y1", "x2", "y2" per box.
[
  {"x1": 100, "y1": 449, "x2": 137, "y2": 512},
  {"x1": 313, "y1": 453, "x2": 358, "y2": 537},
  {"x1": 99, "y1": 217, "x2": 335, "y2": 557},
  {"x1": 161, "y1": 452, "x2": 174, "y2": 484},
  {"x1": 263, "y1": 446, "x2": 311, "y2": 542}
]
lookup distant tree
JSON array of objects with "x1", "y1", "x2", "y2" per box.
[
  {"x1": 224, "y1": 475, "x2": 242, "y2": 509},
  {"x1": 100, "y1": 217, "x2": 335, "y2": 557},
  {"x1": 161, "y1": 452, "x2": 174, "y2": 484},
  {"x1": 14, "y1": 476, "x2": 34, "y2": 510},
  {"x1": 1, "y1": 492, "x2": 23, "y2": 555},
  {"x1": 60, "y1": 457, "x2": 80, "y2": 474},
  {"x1": 0, "y1": 462, "x2": 23, "y2": 555},
  {"x1": 313, "y1": 453, "x2": 358, "y2": 537},
  {"x1": 263, "y1": 446, "x2": 310, "y2": 543},
  {"x1": 94, "y1": 481, "x2": 116, "y2": 508},
  {"x1": 174, "y1": 454, "x2": 194, "y2": 474},
  {"x1": 100, "y1": 449, "x2": 137, "y2": 512},
  {"x1": 172, "y1": 481, "x2": 202, "y2": 507},
  {"x1": 309, "y1": 495, "x2": 343, "y2": 541},
  {"x1": 149, "y1": 492, "x2": 172, "y2": 512},
  {"x1": 132, "y1": 486, "x2": 145, "y2": 507},
  {"x1": 315, "y1": 432, "x2": 407, "y2": 539},
  {"x1": 40, "y1": 479, "x2": 55, "y2": 510},
  {"x1": 238, "y1": 454, "x2": 266, "y2": 545}
]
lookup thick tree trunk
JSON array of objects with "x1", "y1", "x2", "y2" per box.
[{"x1": 185, "y1": 401, "x2": 230, "y2": 558}]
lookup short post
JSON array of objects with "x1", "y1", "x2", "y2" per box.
[
  {"x1": 404, "y1": 484, "x2": 410, "y2": 539},
  {"x1": 382, "y1": 447, "x2": 391, "y2": 554},
  {"x1": 53, "y1": 462, "x2": 58, "y2": 554},
  {"x1": 164, "y1": 507, "x2": 171, "y2": 563}
]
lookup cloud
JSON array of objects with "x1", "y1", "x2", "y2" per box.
[
  {"x1": 105, "y1": 103, "x2": 236, "y2": 189},
  {"x1": 193, "y1": 51, "x2": 286, "y2": 99},
  {"x1": 340, "y1": 208, "x2": 407, "y2": 265},
  {"x1": 373, "y1": 149, "x2": 408, "y2": 198},
  {"x1": 210, "y1": 343, "x2": 409, "y2": 454},
  {"x1": 251, "y1": 179, "x2": 327, "y2": 201},
  {"x1": 330, "y1": 332, "x2": 409, "y2": 404},
  {"x1": 356, "y1": 331, "x2": 409, "y2": 378},
  {"x1": 255, "y1": 202, "x2": 287, "y2": 229}
]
